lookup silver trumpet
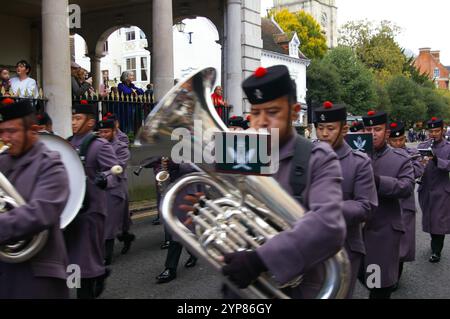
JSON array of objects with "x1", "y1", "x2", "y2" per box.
[
  {"x1": 0, "y1": 143, "x2": 49, "y2": 263},
  {"x1": 137, "y1": 68, "x2": 350, "y2": 299}
]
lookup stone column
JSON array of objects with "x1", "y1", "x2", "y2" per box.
[
  {"x1": 152, "y1": 0, "x2": 174, "y2": 102},
  {"x1": 225, "y1": 0, "x2": 243, "y2": 115},
  {"x1": 88, "y1": 53, "x2": 103, "y2": 93},
  {"x1": 42, "y1": 0, "x2": 72, "y2": 138}
]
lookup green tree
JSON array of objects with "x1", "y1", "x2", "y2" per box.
[
  {"x1": 423, "y1": 88, "x2": 450, "y2": 121},
  {"x1": 385, "y1": 75, "x2": 427, "y2": 126},
  {"x1": 306, "y1": 59, "x2": 342, "y2": 107},
  {"x1": 339, "y1": 20, "x2": 406, "y2": 82},
  {"x1": 270, "y1": 9, "x2": 328, "y2": 59},
  {"x1": 322, "y1": 46, "x2": 378, "y2": 115}
]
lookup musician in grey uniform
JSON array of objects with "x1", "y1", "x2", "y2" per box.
[
  {"x1": 314, "y1": 101, "x2": 378, "y2": 298},
  {"x1": 105, "y1": 112, "x2": 135, "y2": 252},
  {"x1": 0, "y1": 99, "x2": 70, "y2": 298},
  {"x1": 65, "y1": 101, "x2": 120, "y2": 299},
  {"x1": 417, "y1": 117, "x2": 450, "y2": 263},
  {"x1": 216, "y1": 65, "x2": 346, "y2": 298},
  {"x1": 362, "y1": 111, "x2": 415, "y2": 299},
  {"x1": 97, "y1": 119, "x2": 131, "y2": 265},
  {"x1": 388, "y1": 121, "x2": 423, "y2": 284},
  {"x1": 349, "y1": 121, "x2": 364, "y2": 133}
]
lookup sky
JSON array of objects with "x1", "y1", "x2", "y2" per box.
[{"x1": 262, "y1": 0, "x2": 450, "y2": 65}]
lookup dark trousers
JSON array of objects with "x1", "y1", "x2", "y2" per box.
[
  {"x1": 369, "y1": 286, "x2": 395, "y2": 299},
  {"x1": 431, "y1": 234, "x2": 445, "y2": 255},
  {"x1": 165, "y1": 240, "x2": 196, "y2": 271}
]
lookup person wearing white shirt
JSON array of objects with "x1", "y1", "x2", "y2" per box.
[{"x1": 10, "y1": 60, "x2": 39, "y2": 98}]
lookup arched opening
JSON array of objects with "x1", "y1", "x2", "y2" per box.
[{"x1": 173, "y1": 17, "x2": 221, "y2": 83}]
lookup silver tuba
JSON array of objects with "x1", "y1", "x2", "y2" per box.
[
  {"x1": 0, "y1": 134, "x2": 86, "y2": 263},
  {"x1": 137, "y1": 68, "x2": 350, "y2": 299}
]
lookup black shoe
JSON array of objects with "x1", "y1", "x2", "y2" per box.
[
  {"x1": 160, "y1": 241, "x2": 170, "y2": 250},
  {"x1": 94, "y1": 268, "x2": 111, "y2": 298},
  {"x1": 156, "y1": 268, "x2": 176, "y2": 284},
  {"x1": 117, "y1": 232, "x2": 136, "y2": 255},
  {"x1": 184, "y1": 256, "x2": 197, "y2": 268},
  {"x1": 152, "y1": 217, "x2": 161, "y2": 225},
  {"x1": 429, "y1": 253, "x2": 441, "y2": 263}
]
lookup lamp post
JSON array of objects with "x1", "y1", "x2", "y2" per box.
[{"x1": 175, "y1": 21, "x2": 193, "y2": 44}]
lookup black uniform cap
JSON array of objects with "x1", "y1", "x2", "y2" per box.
[
  {"x1": 72, "y1": 100, "x2": 96, "y2": 115},
  {"x1": 362, "y1": 110, "x2": 388, "y2": 127},
  {"x1": 37, "y1": 112, "x2": 52, "y2": 126},
  {"x1": 389, "y1": 122, "x2": 405, "y2": 138},
  {"x1": 427, "y1": 117, "x2": 444, "y2": 129},
  {"x1": 242, "y1": 65, "x2": 294, "y2": 105},
  {"x1": 0, "y1": 99, "x2": 34, "y2": 123},
  {"x1": 228, "y1": 116, "x2": 248, "y2": 130},
  {"x1": 97, "y1": 119, "x2": 115, "y2": 129},
  {"x1": 314, "y1": 101, "x2": 347, "y2": 123},
  {"x1": 349, "y1": 121, "x2": 364, "y2": 133}
]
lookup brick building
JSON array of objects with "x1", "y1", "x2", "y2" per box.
[{"x1": 413, "y1": 48, "x2": 450, "y2": 90}]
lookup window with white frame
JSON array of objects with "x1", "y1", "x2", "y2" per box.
[
  {"x1": 126, "y1": 58, "x2": 136, "y2": 77},
  {"x1": 434, "y1": 67, "x2": 440, "y2": 78},
  {"x1": 140, "y1": 57, "x2": 148, "y2": 82},
  {"x1": 126, "y1": 30, "x2": 136, "y2": 41}
]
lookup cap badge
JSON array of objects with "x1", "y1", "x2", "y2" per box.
[
  {"x1": 254, "y1": 89, "x2": 263, "y2": 100},
  {"x1": 369, "y1": 120, "x2": 373, "y2": 126},
  {"x1": 320, "y1": 114, "x2": 326, "y2": 121},
  {"x1": 0, "y1": 114, "x2": 3, "y2": 121}
]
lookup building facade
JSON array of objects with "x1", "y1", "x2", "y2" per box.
[
  {"x1": 413, "y1": 48, "x2": 450, "y2": 90},
  {"x1": 273, "y1": 0, "x2": 338, "y2": 48},
  {"x1": 260, "y1": 17, "x2": 310, "y2": 126}
]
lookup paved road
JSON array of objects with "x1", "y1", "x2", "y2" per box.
[{"x1": 96, "y1": 204, "x2": 450, "y2": 299}]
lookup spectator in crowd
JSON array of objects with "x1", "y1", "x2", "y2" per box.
[
  {"x1": 144, "y1": 83, "x2": 154, "y2": 104},
  {"x1": 10, "y1": 60, "x2": 39, "y2": 98},
  {"x1": 71, "y1": 62, "x2": 93, "y2": 99},
  {"x1": 0, "y1": 67, "x2": 11, "y2": 95},
  {"x1": 118, "y1": 71, "x2": 144, "y2": 96},
  {"x1": 211, "y1": 85, "x2": 228, "y2": 119}
]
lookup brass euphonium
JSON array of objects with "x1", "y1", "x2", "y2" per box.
[
  {"x1": 0, "y1": 143, "x2": 49, "y2": 263},
  {"x1": 137, "y1": 68, "x2": 350, "y2": 299}
]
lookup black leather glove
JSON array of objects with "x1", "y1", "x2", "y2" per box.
[
  {"x1": 222, "y1": 251, "x2": 267, "y2": 289},
  {"x1": 94, "y1": 173, "x2": 107, "y2": 190},
  {"x1": 374, "y1": 174, "x2": 380, "y2": 189}
]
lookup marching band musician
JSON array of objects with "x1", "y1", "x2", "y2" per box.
[
  {"x1": 105, "y1": 112, "x2": 129, "y2": 146},
  {"x1": 36, "y1": 112, "x2": 54, "y2": 134},
  {"x1": 417, "y1": 117, "x2": 450, "y2": 263},
  {"x1": 65, "y1": 101, "x2": 120, "y2": 299},
  {"x1": 178, "y1": 65, "x2": 346, "y2": 298},
  {"x1": 314, "y1": 101, "x2": 378, "y2": 298},
  {"x1": 97, "y1": 118, "x2": 133, "y2": 265},
  {"x1": 0, "y1": 98, "x2": 70, "y2": 298},
  {"x1": 361, "y1": 111, "x2": 415, "y2": 299},
  {"x1": 388, "y1": 121, "x2": 424, "y2": 286}
]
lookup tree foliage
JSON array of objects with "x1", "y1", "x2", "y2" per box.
[
  {"x1": 306, "y1": 60, "x2": 342, "y2": 107},
  {"x1": 270, "y1": 9, "x2": 328, "y2": 59},
  {"x1": 322, "y1": 46, "x2": 378, "y2": 114},
  {"x1": 339, "y1": 20, "x2": 406, "y2": 82}
]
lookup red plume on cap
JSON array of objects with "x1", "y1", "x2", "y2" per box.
[
  {"x1": 431, "y1": 117, "x2": 438, "y2": 121},
  {"x1": 2, "y1": 98, "x2": 15, "y2": 105},
  {"x1": 367, "y1": 110, "x2": 376, "y2": 116},
  {"x1": 323, "y1": 101, "x2": 333, "y2": 109},
  {"x1": 352, "y1": 121, "x2": 359, "y2": 126},
  {"x1": 246, "y1": 115, "x2": 251, "y2": 121},
  {"x1": 102, "y1": 116, "x2": 108, "y2": 121},
  {"x1": 106, "y1": 112, "x2": 112, "y2": 117},
  {"x1": 390, "y1": 123, "x2": 398, "y2": 129},
  {"x1": 230, "y1": 115, "x2": 237, "y2": 119},
  {"x1": 80, "y1": 100, "x2": 89, "y2": 105},
  {"x1": 254, "y1": 67, "x2": 267, "y2": 78}
]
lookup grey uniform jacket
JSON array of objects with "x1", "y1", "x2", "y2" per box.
[
  {"x1": 256, "y1": 131, "x2": 346, "y2": 298},
  {"x1": 363, "y1": 145, "x2": 415, "y2": 288},
  {"x1": 418, "y1": 139, "x2": 450, "y2": 234},
  {"x1": 0, "y1": 141, "x2": 70, "y2": 296}
]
